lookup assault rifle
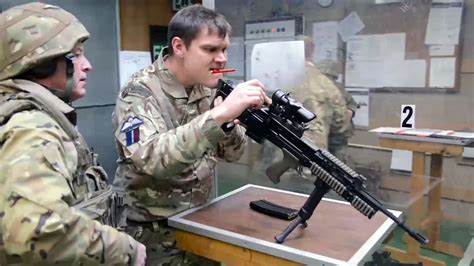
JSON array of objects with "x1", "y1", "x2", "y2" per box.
[{"x1": 215, "y1": 79, "x2": 428, "y2": 245}]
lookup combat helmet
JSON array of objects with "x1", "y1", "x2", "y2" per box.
[
  {"x1": 316, "y1": 59, "x2": 341, "y2": 79},
  {"x1": 0, "y1": 2, "x2": 89, "y2": 82}
]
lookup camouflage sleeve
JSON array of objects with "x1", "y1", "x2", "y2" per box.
[
  {"x1": 114, "y1": 88, "x2": 227, "y2": 178},
  {"x1": 216, "y1": 125, "x2": 247, "y2": 162},
  {"x1": 334, "y1": 82, "x2": 357, "y2": 114},
  {"x1": 1, "y1": 111, "x2": 138, "y2": 265},
  {"x1": 345, "y1": 92, "x2": 358, "y2": 115},
  {"x1": 292, "y1": 78, "x2": 331, "y2": 149},
  {"x1": 302, "y1": 94, "x2": 332, "y2": 149},
  {"x1": 329, "y1": 83, "x2": 349, "y2": 135}
]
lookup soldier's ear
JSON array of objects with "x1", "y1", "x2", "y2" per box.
[{"x1": 171, "y1": 37, "x2": 186, "y2": 58}]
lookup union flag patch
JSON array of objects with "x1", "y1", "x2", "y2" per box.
[{"x1": 120, "y1": 116, "x2": 144, "y2": 146}]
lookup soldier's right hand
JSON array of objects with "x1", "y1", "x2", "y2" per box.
[
  {"x1": 210, "y1": 79, "x2": 272, "y2": 125},
  {"x1": 134, "y1": 243, "x2": 147, "y2": 266}
]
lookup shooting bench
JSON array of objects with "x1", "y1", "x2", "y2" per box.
[
  {"x1": 376, "y1": 132, "x2": 473, "y2": 265},
  {"x1": 168, "y1": 184, "x2": 401, "y2": 265}
]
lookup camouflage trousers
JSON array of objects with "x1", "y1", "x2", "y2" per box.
[
  {"x1": 126, "y1": 220, "x2": 220, "y2": 266},
  {"x1": 328, "y1": 139, "x2": 349, "y2": 163},
  {"x1": 246, "y1": 140, "x2": 282, "y2": 177}
]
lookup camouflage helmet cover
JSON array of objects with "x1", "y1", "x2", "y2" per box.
[
  {"x1": 316, "y1": 59, "x2": 341, "y2": 78},
  {"x1": 0, "y1": 2, "x2": 90, "y2": 81}
]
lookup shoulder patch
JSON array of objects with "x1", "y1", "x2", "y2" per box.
[{"x1": 120, "y1": 116, "x2": 144, "y2": 146}]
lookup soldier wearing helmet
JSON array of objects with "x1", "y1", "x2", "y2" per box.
[
  {"x1": 317, "y1": 59, "x2": 358, "y2": 161},
  {"x1": 0, "y1": 2, "x2": 146, "y2": 265},
  {"x1": 291, "y1": 35, "x2": 349, "y2": 159}
]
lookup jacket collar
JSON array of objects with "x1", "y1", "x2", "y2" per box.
[
  {"x1": 153, "y1": 47, "x2": 212, "y2": 103},
  {"x1": 1, "y1": 79, "x2": 74, "y2": 114}
]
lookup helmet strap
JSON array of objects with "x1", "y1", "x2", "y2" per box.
[{"x1": 63, "y1": 56, "x2": 75, "y2": 103}]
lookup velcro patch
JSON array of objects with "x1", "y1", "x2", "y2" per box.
[
  {"x1": 121, "y1": 116, "x2": 144, "y2": 146},
  {"x1": 121, "y1": 85, "x2": 152, "y2": 98}
]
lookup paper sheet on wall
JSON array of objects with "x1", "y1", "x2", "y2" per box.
[
  {"x1": 392, "y1": 149, "x2": 414, "y2": 171},
  {"x1": 425, "y1": 1, "x2": 463, "y2": 45},
  {"x1": 346, "y1": 88, "x2": 369, "y2": 127},
  {"x1": 250, "y1": 41, "x2": 305, "y2": 93},
  {"x1": 338, "y1": 12, "x2": 365, "y2": 42},
  {"x1": 430, "y1": 57, "x2": 456, "y2": 88},
  {"x1": 312, "y1": 21, "x2": 339, "y2": 63},
  {"x1": 429, "y1": 45, "x2": 455, "y2": 56},
  {"x1": 384, "y1": 60, "x2": 426, "y2": 87},
  {"x1": 347, "y1": 33, "x2": 406, "y2": 62},
  {"x1": 119, "y1": 51, "x2": 152, "y2": 87},
  {"x1": 346, "y1": 61, "x2": 384, "y2": 88},
  {"x1": 344, "y1": 33, "x2": 427, "y2": 88},
  {"x1": 345, "y1": 60, "x2": 426, "y2": 88}
]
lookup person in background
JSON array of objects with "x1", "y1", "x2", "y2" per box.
[
  {"x1": 291, "y1": 35, "x2": 349, "y2": 161},
  {"x1": 317, "y1": 59, "x2": 358, "y2": 161}
]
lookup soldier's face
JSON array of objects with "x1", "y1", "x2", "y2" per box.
[
  {"x1": 70, "y1": 43, "x2": 92, "y2": 101},
  {"x1": 181, "y1": 28, "x2": 229, "y2": 88}
]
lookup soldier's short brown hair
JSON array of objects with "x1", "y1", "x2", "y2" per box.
[{"x1": 167, "y1": 4, "x2": 231, "y2": 56}]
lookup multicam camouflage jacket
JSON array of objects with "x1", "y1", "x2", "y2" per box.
[
  {"x1": 112, "y1": 48, "x2": 246, "y2": 222},
  {"x1": 291, "y1": 61, "x2": 349, "y2": 151},
  {"x1": 330, "y1": 81, "x2": 357, "y2": 143},
  {"x1": 0, "y1": 79, "x2": 138, "y2": 265}
]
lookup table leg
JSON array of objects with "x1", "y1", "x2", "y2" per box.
[
  {"x1": 427, "y1": 154, "x2": 443, "y2": 245},
  {"x1": 407, "y1": 152, "x2": 426, "y2": 257},
  {"x1": 387, "y1": 152, "x2": 435, "y2": 264},
  {"x1": 425, "y1": 154, "x2": 465, "y2": 257}
]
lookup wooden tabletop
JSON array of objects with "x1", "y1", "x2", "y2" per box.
[{"x1": 170, "y1": 185, "x2": 399, "y2": 264}]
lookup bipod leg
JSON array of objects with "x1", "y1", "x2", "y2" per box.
[{"x1": 275, "y1": 179, "x2": 329, "y2": 243}]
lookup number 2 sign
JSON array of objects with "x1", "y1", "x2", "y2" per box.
[{"x1": 401, "y1": 105, "x2": 415, "y2": 128}]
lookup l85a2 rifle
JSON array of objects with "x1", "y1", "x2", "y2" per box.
[{"x1": 215, "y1": 79, "x2": 428, "y2": 245}]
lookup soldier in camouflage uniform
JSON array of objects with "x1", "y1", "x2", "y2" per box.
[
  {"x1": 317, "y1": 59, "x2": 358, "y2": 161},
  {"x1": 291, "y1": 36, "x2": 349, "y2": 157},
  {"x1": 0, "y1": 3, "x2": 146, "y2": 265},
  {"x1": 112, "y1": 4, "x2": 270, "y2": 265}
]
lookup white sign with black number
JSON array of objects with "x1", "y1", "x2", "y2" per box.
[
  {"x1": 401, "y1": 105, "x2": 416, "y2": 128},
  {"x1": 390, "y1": 105, "x2": 416, "y2": 172}
]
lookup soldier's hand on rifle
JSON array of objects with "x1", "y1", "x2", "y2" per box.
[
  {"x1": 134, "y1": 243, "x2": 147, "y2": 266},
  {"x1": 211, "y1": 79, "x2": 271, "y2": 125}
]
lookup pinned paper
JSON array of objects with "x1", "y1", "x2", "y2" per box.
[{"x1": 250, "y1": 41, "x2": 305, "y2": 93}]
